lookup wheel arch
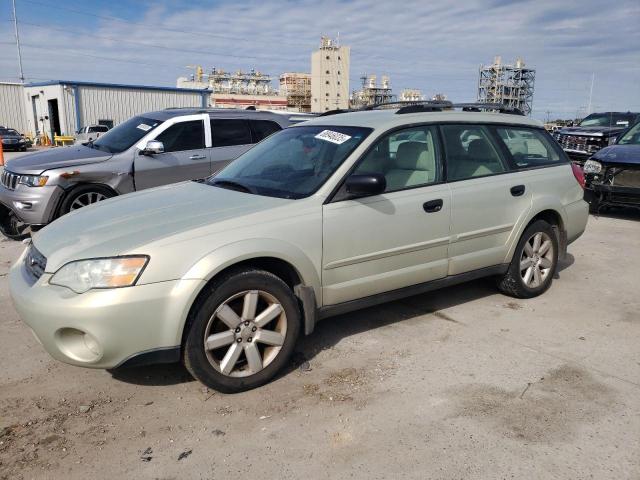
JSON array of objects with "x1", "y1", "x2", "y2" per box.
[
  {"x1": 178, "y1": 240, "x2": 322, "y2": 345},
  {"x1": 54, "y1": 182, "x2": 119, "y2": 218},
  {"x1": 505, "y1": 204, "x2": 567, "y2": 263}
]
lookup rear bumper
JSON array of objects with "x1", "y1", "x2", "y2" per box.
[{"x1": 0, "y1": 182, "x2": 64, "y2": 225}]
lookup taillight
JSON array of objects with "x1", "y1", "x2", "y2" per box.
[{"x1": 571, "y1": 162, "x2": 585, "y2": 189}]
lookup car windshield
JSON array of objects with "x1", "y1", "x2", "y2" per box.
[
  {"x1": 207, "y1": 125, "x2": 372, "y2": 199},
  {"x1": 579, "y1": 113, "x2": 636, "y2": 128},
  {"x1": 617, "y1": 122, "x2": 640, "y2": 145},
  {"x1": 91, "y1": 116, "x2": 163, "y2": 153},
  {"x1": 0, "y1": 128, "x2": 18, "y2": 136}
]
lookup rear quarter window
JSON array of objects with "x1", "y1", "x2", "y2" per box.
[
  {"x1": 495, "y1": 127, "x2": 565, "y2": 168},
  {"x1": 249, "y1": 120, "x2": 282, "y2": 142}
]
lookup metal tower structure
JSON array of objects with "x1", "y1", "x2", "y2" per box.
[{"x1": 477, "y1": 56, "x2": 535, "y2": 115}]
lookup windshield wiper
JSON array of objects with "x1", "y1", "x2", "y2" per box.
[{"x1": 210, "y1": 179, "x2": 255, "y2": 194}]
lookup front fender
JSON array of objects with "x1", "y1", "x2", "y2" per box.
[{"x1": 182, "y1": 237, "x2": 322, "y2": 304}]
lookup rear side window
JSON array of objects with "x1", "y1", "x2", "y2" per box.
[
  {"x1": 89, "y1": 126, "x2": 108, "y2": 133},
  {"x1": 250, "y1": 120, "x2": 282, "y2": 142},
  {"x1": 155, "y1": 120, "x2": 205, "y2": 152},
  {"x1": 441, "y1": 125, "x2": 507, "y2": 181},
  {"x1": 211, "y1": 119, "x2": 252, "y2": 147},
  {"x1": 495, "y1": 127, "x2": 562, "y2": 168}
]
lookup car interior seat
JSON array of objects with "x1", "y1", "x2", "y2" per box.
[{"x1": 385, "y1": 141, "x2": 434, "y2": 191}]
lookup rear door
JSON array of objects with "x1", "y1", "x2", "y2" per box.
[
  {"x1": 442, "y1": 124, "x2": 532, "y2": 275},
  {"x1": 209, "y1": 118, "x2": 254, "y2": 174},
  {"x1": 134, "y1": 116, "x2": 209, "y2": 190}
]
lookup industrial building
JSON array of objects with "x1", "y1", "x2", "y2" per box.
[
  {"x1": 350, "y1": 74, "x2": 395, "y2": 108},
  {"x1": 399, "y1": 89, "x2": 425, "y2": 102},
  {"x1": 279, "y1": 72, "x2": 312, "y2": 112},
  {"x1": 311, "y1": 36, "x2": 350, "y2": 112},
  {"x1": 0, "y1": 80, "x2": 208, "y2": 138},
  {"x1": 177, "y1": 67, "x2": 287, "y2": 110},
  {"x1": 477, "y1": 56, "x2": 535, "y2": 115}
]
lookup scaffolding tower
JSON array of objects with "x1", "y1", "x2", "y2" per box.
[{"x1": 477, "y1": 56, "x2": 535, "y2": 115}]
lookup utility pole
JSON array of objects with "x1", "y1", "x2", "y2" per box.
[{"x1": 12, "y1": 0, "x2": 25, "y2": 82}]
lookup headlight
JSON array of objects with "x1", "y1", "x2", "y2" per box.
[
  {"x1": 19, "y1": 175, "x2": 49, "y2": 187},
  {"x1": 50, "y1": 256, "x2": 149, "y2": 293},
  {"x1": 583, "y1": 159, "x2": 602, "y2": 174}
]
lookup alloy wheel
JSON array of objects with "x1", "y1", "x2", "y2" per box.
[
  {"x1": 70, "y1": 192, "x2": 107, "y2": 210},
  {"x1": 520, "y1": 231, "x2": 554, "y2": 288},
  {"x1": 203, "y1": 290, "x2": 287, "y2": 377}
]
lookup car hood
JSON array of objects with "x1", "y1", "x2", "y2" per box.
[
  {"x1": 5, "y1": 145, "x2": 113, "y2": 175},
  {"x1": 32, "y1": 181, "x2": 293, "y2": 272},
  {"x1": 558, "y1": 126, "x2": 626, "y2": 136},
  {"x1": 592, "y1": 144, "x2": 640, "y2": 165}
]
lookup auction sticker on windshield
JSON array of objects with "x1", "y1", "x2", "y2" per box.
[
  {"x1": 315, "y1": 130, "x2": 352, "y2": 145},
  {"x1": 137, "y1": 124, "x2": 153, "y2": 132}
]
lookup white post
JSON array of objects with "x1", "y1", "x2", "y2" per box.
[{"x1": 12, "y1": 0, "x2": 25, "y2": 82}]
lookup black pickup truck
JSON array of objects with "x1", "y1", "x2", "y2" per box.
[{"x1": 554, "y1": 112, "x2": 640, "y2": 164}]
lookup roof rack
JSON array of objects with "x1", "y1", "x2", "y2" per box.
[
  {"x1": 357, "y1": 100, "x2": 524, "y2": 116},
  {"x1": 319, "y1": 109, "x2": 357, "y2": 116}
]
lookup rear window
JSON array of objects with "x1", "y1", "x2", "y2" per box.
[
  {"x1": 249, "y1": 120, "x2": 281, "y2": 142},
  {"x1": 211, "y1": 119, "x2": 252, "y2": 147},
  {"x1": 495, "y1": 127, "x2": 563, "y2": 168}
]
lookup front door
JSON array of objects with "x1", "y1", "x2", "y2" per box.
[
  {"x1": 135, "y1": 118, "x2": 210, "y2": 190},
  {"x1": 441, "y1": 124, "x2": 533, "y2": 275},
  {"x1": 322, "y1": 125, "x2": 452, "y2": 306}
]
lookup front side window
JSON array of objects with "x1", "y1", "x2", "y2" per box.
[
  {"x1": 249, "y1": 120, "x2": 281, "y2": 142},
  {"x1": 441, "y1": 125, "x2": 506, "y2": 181},
  {"x1": 353, "y1": 125, "x2": 441, "y2": 192},
  {"x1": 496, "y1": 127, "x2": 562, "y2": 168},
  {"x1": 155, "y1": 120, "x2": 204, "y2": 152},
  {"x1": 92, "y1": 116, "x2": 163, "y2": 153},
  {"x1": 211, "y1": 119, "x2": 252, "y2": 147},
  {"x1": 208, "y1": 126, "x2": 371, "y2": 199}
]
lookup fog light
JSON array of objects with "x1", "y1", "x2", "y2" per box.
[{"x1": 55, "y1": 328, "x2": 102, "y2": 362}]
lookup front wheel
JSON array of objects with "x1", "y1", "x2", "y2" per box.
[
  {"x1": 497, "y1": 220, "x2": 559, "y2": 299},
  {"x1": 58, "y1": 184, "x2": 115, "y2": 216},
  {"x1": 183, "y1": 268, "x2": 301, "y2": 393}
]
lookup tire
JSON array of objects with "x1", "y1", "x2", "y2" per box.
[
  {"x1": 497, "y1": 220, "x2": 559, "y2": 299},
  {"x1": 0, "y1": 208, "x2": 30, "y2": 241},
  {"x1": 58, "y1": 184, "x2": 115, "y2": 216},
  {"x1": 183, "y1": 267, "x2": 301, "y2": 393}
]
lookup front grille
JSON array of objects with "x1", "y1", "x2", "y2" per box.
[
  {"x1": 1, "y1": 170, "x2": 20, "y2": 190},
  {"x1": 24, "y1": 245, "x2": 47, "y2": 280},
  {"x1": 612, "y1": 169, "x2": 640, "y2": 188},
  {"x1": 556, "y1": 134, "x2": 602, "y2": 154}
]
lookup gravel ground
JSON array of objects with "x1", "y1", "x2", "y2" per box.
[{"x1": 0, "y1": 156, "x2": 639, "y2": 478}]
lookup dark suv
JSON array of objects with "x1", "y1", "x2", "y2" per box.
[{"x1": 554, "y1": 112, "x2": 640, "y2": 163}]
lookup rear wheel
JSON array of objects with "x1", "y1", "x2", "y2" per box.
[
  {"x1": 183, "y1": 268, "x2": 301, "y2": 393},
  {"x1": 497, "y1": 220, "x2": 559, "y2": 299},
  {"x1": 59, "y1": 184, "x2": 115, "y2": 216}
]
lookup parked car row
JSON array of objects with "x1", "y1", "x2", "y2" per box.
[
  {"x1": 7, "y1": 102, "x2": 589, "y2": 392},
  {"x1": 0, "y1": 109, "x2": 310, "y2": 239}
]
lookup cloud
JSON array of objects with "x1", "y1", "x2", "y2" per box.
[{"x1": 0, "y1": 0, "x2": 638, "y2": 119}]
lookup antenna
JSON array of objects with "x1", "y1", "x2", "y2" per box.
[
  {"x1": 11, "y1": 0, "x2": 24, "y2": 82},
  {"x1": 587, "y1": 73, "x2": 595, "y2": 114}
]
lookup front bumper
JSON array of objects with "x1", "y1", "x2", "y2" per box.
[
  {"x1": 9, "y1": 251, "x2": 206, "y2": 369},
  {"x1": 585, "y1": 183, "x2": 640, "y2": 209},
  {"x1": 0, "y1": 181, "x2": 64, "y2": 225}
]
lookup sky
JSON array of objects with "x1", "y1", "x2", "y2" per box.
[{"x1": 1, "y1": 0, "x2": 639, "y2": 120}]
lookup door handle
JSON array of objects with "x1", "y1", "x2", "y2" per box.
[
  {"x1": 189, "y1": 154, "x2": 207, "y2": 160},
  {"x1": 510, "y1": 185, "x2": 525, "y2": 197},
  {"x1": 423, "y1": 199, "x2": 443, "y2": 213}
]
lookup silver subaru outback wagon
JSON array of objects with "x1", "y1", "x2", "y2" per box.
[
  {"x1": 0, "y1": 109, "x2": 310, "y2": 239},
  {"x1": 9, "y1": 102, "x2": 589, "y2": 393}
]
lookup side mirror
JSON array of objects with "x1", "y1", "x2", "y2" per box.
[
  {"x1": 345, "y1": 173, "x2": 386, "y2": 197},
  {"x1": 141, "y1": 140, "x2": 164, "y2": 155}
]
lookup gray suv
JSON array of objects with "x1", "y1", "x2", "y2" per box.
[{"x1": 0, "y1": 109, "x2": 309, "y2": 238}]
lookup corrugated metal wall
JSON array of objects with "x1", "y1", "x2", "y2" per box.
[
  {"x1": 75, "y1": 86, "x2": 204, "y2": 129},
  {"x1": 0, "y1": 83, "x2": 29, "y2": 133}
]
